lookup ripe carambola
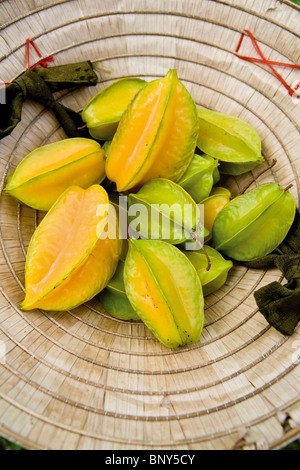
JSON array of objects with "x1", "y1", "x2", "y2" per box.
[
  {"x1": 105, "y1": 69, "x2": 199, "y2": 192},
  {"x1": 201, "y1": 187, "x2": 231, "y2": 235},
  {"x1": 124, "y1": 239, "x2": 204, "y2": 348},
  {"x1": 212, "y1": 183, "x2": 296, "y2": 262},
  {"x1": 21, "y1": 185, "x2": 122, "y2": 311},
  {"x1": 5, "y1": 138, "x2": 106, "y2": 211}
]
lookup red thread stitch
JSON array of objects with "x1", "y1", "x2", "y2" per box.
[
  {"x1": 235, "y1": 32, "x2": 245, "y2": 53},
  {"x1": 26, "y1": 38, "x2": 31, "y2": 70},
  {"x1": 26, "y1": 38, "x2": 55, "y2": 70},
  {"x1": 235, "y1": 30, "x2": 300, "y2": 99}
]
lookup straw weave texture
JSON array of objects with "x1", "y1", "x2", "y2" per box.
[{"x1": 0, "y1": 0, "x2": 299, "y2": 450}]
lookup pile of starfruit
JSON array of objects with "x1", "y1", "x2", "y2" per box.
[{"x1": 6, "y1": 69, "x2": 296, "y2": 349}]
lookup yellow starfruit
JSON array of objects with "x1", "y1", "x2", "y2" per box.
[
  {"x1": 105, "y1": 70, "x2": 199, "y2": 192},
  {"x1": 124, "y1": 239, "x2": 204, "y2": 348},
  {"x1": 5, "y1": 138, "x2": 106, "y2": 211},
  {"x1": 21, "y1": 185, "x2": 122, "y2": 311},
  {"x1": 202, "y1": 187, "x2": 231, "y2": 234}
]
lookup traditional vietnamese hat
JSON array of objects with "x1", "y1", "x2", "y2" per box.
[{"x1": 0, "y1": 0, "x2": 299, "y2": 450}]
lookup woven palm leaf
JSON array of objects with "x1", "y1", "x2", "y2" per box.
[{"x1": 0, "y1": 0, "x2": 299, "y2": 450}]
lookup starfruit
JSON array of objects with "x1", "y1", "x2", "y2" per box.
[
  {"x1": 184, "y1": 246, "x2": 233, "y2": 296},
  {"x1": 124, "y1": 239, "x2": 204, "y2": 348},
  {"x1": 21, "y1": 185, "x2": 122, "y2": 311},
  {"x1": 105, "y1": 70, "x2": 199, "y2": 192},
  {"x1": 197, "y1": 108, "x2": 265, "y2": 175},
  {"x1": 178, "y1": 153, "x2": 219, "y2": 203},
  {"x1": 212, "y1": 183, "x2": 296, "y2": 262},
  {"x1": 127, "y1": 178, "x2": 200, "y2": 245},
  {"x1": 99, "y1": 259, "x2": 140, "y2": 321},
  {"x1": 82, "y1": 78, "x2": 147, "y2": 140},
  {"x1": 201, "y1": 187, "x2": 231, "y2": 234},
  {"x1": 5, "y1": 138, "x2": 106, "y2": 211}
]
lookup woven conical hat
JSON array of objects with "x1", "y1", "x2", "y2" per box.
[{"x1": 0, "y1": 0, "x2": 299, "y2": 451}]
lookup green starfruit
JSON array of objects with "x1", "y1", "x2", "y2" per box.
[
  {"x1": 184, "y1": 246, "x2": 233, "y2": 296},
  {"x1": 212, "y1": 183, "x2": 296, "y2": 261},
  {"x1": 127, "y1": 178, "x2": 201, "y2": 245},
  {"x1": 178, "y1": 153, "x2": 219, "y2": 203},
  {"x1": 99, "y1": 259, "x2": 140, "y2": 321},
  {"x1": 197, "y1": 108, "x2": 265, "y2": 175}
]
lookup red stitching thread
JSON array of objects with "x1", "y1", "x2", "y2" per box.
[
  {"x1": 235, "y1": 30, "x2": 300, "y2": 99},
  {"x1": 26, "y1": 38, "x2": 55, "y2": 70}
]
